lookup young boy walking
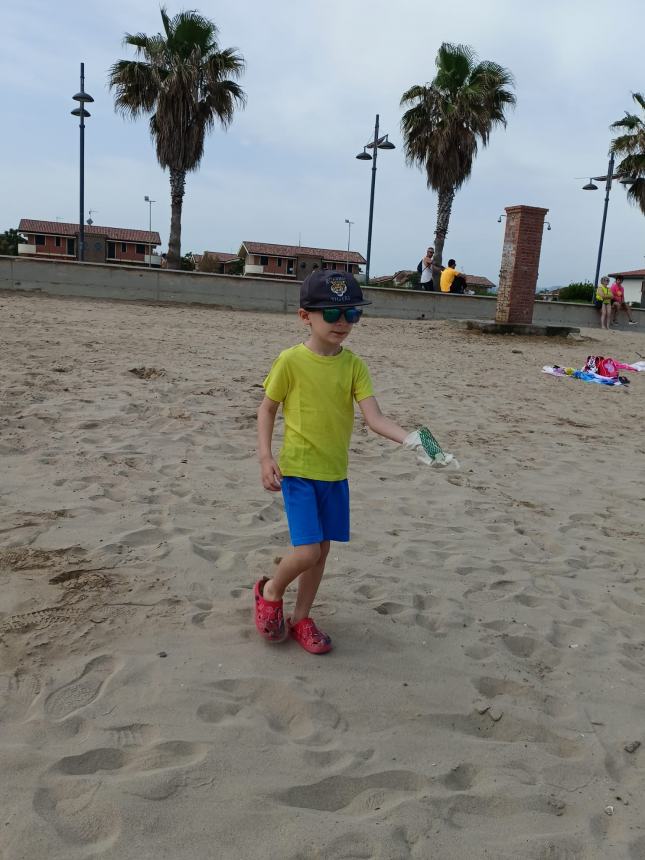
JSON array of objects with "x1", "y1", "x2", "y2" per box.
[{"x1": 255, "y1": 270, "x2": 412, "y2": 654}]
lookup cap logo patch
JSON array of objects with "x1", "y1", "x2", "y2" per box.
[{"x1": 329, "y1": 277, "x2": 348, "y2": 298}]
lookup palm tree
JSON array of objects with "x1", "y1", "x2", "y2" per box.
[
  {"x1": 400, "y1": 43, "x2": 515, "y2": 285},
  {"x1": 611, "y1": 93, "x2": 645, "y2": 215},
  {"x1": 109, "y1": 7, "x2": 245, "y2": 269}
]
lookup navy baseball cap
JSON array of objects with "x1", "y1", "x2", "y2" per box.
[{"x1": 300, "y1": 270, "x2": 371, "y2": 310}]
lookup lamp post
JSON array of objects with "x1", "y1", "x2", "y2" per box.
[
  {"x1": 144, "y1": 195, "x2": 156, "y2": 266},
  {"x1": 344, "y1": 219, "x2": 354, "y2": 273},
  {"x1": 71, "y1": 63, "x2": 93, "y2": 262},
  {"x1": 582, "y1": 152, "x2": 617, "y2": 293},
  {"x1": 355, "y1": 115, "x2": 395, "y2": 284},
  {"x1": 581, "y1": 153, "x2": 634, "y2": 292}
]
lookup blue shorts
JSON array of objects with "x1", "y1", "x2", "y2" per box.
[{"x1": 281, "y1": 477, "x2": 350, "y2": 546}]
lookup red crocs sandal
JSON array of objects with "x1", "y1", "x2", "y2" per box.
[
  {"x1": 253, "y1": 578, "x2": 286, "y2": 642},
  {"x1": 288, "y1": 617, "x2": 333, "y2": 654}
]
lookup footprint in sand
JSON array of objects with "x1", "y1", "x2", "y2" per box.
[
  {"x1": 274, "y1": 769, "x2": 427, "y2": 813},
  {"x1": 0, "y1": 671, "x2": 41, "y2": 721},
  {"x1": 196, "y1": 677, "x2": 345, "y2": 745},
  {"x1": 44, "y1": 655, "x2": 119, "y2": 721},
  {"x1": 34, "y1": 740, "x2": 207, "y2": 848}
]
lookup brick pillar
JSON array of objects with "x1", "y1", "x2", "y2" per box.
[{"x1": 496, "y1": 205, "x2": 548, "y2": 324}]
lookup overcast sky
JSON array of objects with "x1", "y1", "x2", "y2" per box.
[{"x1": 3, "y1": 0, "x2": 644, "y2": 287}]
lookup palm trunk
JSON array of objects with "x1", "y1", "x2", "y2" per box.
[
  {"x1": 167, "y1": 167, "x2": 186, "y2": 270},
  {"x1": 432, "y1": 187, "x2": 455, "y2": 288}
]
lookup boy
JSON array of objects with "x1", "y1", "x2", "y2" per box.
[
  {"x1": 610, "y1": 275, "x2": 637, "y2": 326},
  {"x1": 439, "y1": 259, "x2": 460, "y2": 293},
  {"x1": 255, "y1": 270, "x2": 411, "y2": 654}
]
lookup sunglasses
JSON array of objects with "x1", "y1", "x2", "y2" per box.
[{"x1": 321, "y1": 307, "x2": 363, "y2": 324}]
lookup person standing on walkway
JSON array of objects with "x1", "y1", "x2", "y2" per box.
[
  {"x1": 596, "y1": 277, "x2": 613, "y2": 330},
  {"x1": 418, "y1": 247, "x2": 435, "y2": 291}
]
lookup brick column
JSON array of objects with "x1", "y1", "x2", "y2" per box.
[{"x1": 496, "y1": 205, "x2": 548, "y2": 324}]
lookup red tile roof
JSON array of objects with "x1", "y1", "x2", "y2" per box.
[
  {"x1": 608, "y1": 269, "x2": 645, "y2": 278},
  {"x1": 464, "y1": 274, "x2": 496, "y2": 288},
  {"x1": 19, "y1": 219, "x2": 161, "y2": 245},
  {"x1": 202, "y1": 250, "x2": 239, "y2": 262},
  {"x1": 241, "y1": 241, "x2": 366, "y2": 265}
]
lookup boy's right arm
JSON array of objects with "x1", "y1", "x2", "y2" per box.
[{"x1": 257, "y1": 396, "x2": 283, "y2": 491}]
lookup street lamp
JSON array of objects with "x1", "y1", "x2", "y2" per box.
[
  {"x1": 581, "y1": 152, "x2": 633, "y2": 293},
  {"x1": 144, "y1": 195, "x2": 156, "y2": 267},
  {"x1": 344, "y1": 219, "x2": 354, "y2": 273},
  {"x1": 71, "y1": 62, "x2": 93, "y2": 262},
  {"x1": 355, "y1": 115, "x2": 395, "y2": 284}
]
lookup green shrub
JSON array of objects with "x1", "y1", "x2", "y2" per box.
[{"x1": 558, "y1": 281, "x2": 594, "y2": 303}]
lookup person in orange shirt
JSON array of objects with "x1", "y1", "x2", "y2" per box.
[{"x1": 440, "y1": 259, "x2": 460, "y2": 292}]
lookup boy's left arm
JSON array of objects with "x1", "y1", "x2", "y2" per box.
[{"x1": 358, "y1": 396, "x2": 408, "y2": 444}]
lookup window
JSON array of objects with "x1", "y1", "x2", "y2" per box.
[
  {"x1": 277, "y1": 257, "x2": 282, "y2": 266},
  {"x1": 260, "y1": 256, "x2": 268, "y2": 266},
  {"x1": 67, "y1": 238, "x2": 75, "y2": 255},
  {"x1": 121, "y1": 242, "x2": 127, "y2": 253},
  {"x1": 55, "y1": 237, "x2": 61, "y2": 248},
  {"x1": 35, "y1": 235, "x2": 45, "y2": 246},
  {"x1": 135, "y1": 244, "x2": 145, "y2": 254},
  {"x1": 107, "y1": 242, "x2": 116, "y2": 259},
  {"x1": 287, "y1": 260, "x2": 294, "y2": 275}
]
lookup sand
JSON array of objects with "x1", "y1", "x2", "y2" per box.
[{"x1": 1, "y1": 290, "x2": 644, "y2": 860}]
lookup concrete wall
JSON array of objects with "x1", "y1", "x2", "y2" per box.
[{"x1": 1, "y1": 255, "x2": 644, "y2": 332}]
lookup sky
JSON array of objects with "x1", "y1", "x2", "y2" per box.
[{"x1": 2, "y1": 0, "x2": 645, "y2": 288}]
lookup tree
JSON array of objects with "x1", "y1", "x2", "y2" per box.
[
  {"x1": 558, "y1": 281, "x2": 594, "y2": 303},
  {"x1": 611, "y1": 92, "x2": 645, "y2": 215},
  {"x1": 0, "y1": 228, "x2": 26, "y2": 256},
  {"x1": 109, "y1": 7, "x2": 245, "y2": 269},
  {"x1": 400, "y1": 43, "x2": 515, "y2": 285}
]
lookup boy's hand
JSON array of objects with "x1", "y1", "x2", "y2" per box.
[{"x1": 260, "y1": 456, "x2": 283, "y2": 491}]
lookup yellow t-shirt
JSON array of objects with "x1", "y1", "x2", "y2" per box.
[
  {"x1": 263, "y1": 344, "x2": 374, "y2": 481},
  {"x1": 440, "y1": 266, "x2": 459, "y2": 292},
  {"x1": 596, "y1": 284, "x2": 612, "y2": 303}
]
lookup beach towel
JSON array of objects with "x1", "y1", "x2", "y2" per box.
[{"x1": 542, "y1": 366, "x2": 624, "y2": 385}]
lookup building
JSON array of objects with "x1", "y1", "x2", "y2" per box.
[
  {"x1": 607, "y1": 269, "x2": 645, "y2": 305},
  {"x1": 237, "y1": 241, "x2": 366, "y2": 281},
  {"x1": 18, "y1": 219, "x2": 162, "y2": 267},
  {"x1": 194, "y1": 251, "x2": 241, "y2": 274}
]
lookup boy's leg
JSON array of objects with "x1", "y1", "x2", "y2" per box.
[
  {"x1": 292, "y1": 540, "x2": 330, "y2": 623},
  {"x1": 262, "y1": 543, "x2": 322, "y2": 602}
]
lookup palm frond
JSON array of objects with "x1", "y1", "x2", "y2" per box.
[
  {"x1": 108, "y1": 59, "x2": 159, "y2": 117},
  {"x1": 626, "y1": 177, "x2": 645, "y2": 216}
]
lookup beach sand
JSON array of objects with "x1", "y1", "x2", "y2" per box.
[{"x1": 1, "y1": 291, "x2": 644, "y2": 859}]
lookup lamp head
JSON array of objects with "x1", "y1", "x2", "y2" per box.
[
  {"x1": 356, "y1": 148, "x2": 372, "y2": 161},
  {"x1": 583, "y1": 180, "x2": 598, "y2": 191},
  {"x1": 73, "y1": 91, "x2": 94, "y2": 103},
  {"x1": 377, "y1": 135, "x2": 395, "y2": 150}
]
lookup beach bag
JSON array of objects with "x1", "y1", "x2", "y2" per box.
[{"x1": 417, "y1": 260, "x2": 423, "y2": 274}]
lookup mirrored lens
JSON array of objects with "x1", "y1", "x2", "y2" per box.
[
  {"x1": 322, "y1": 308, "x2": 342, "y2": 323},
  {"x1": 322, "y1": 308, "x2": 362, "y2": 324}
]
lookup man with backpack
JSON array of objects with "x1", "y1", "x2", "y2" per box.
[{"x1": 416, "y1": 247, "x2": 435, "y2": 291}]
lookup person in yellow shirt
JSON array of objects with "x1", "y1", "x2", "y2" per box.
[
  {"x1": 440, "y1": 258, "x2": 460, "y2": 292},
  {"x1": 595, "y1": 277, "x2": 612, "y2": 330},
  {"x1": 255, "y1": 270, "x2": 413, "y2": 653}
]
